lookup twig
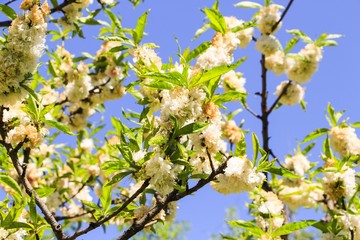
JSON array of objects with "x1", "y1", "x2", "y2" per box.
[
  {"x1": 267, "y1": 80, "x2": 292, "y2": 115},
  {"x1": 4, "y1": 0, "x2": 17, "y2": 6},
  {"x1": 0, "y1": 0, "x2": 79, "y2": 28},
  {"x1": 55, "y1": 210, "x2": 95, "y2": 221},
  {"x1": 243, "y1": 102, "x2": 261, "y2": 119},
  {"x1": 65, "y1": 179, "x2": 150, "y2": 240},
  {"x1": 271, "y1": 0, "x2": 295, "y2": 33},
  {"x1": 60, "y1": 177, "x2": 92, "y2": 207},
  {"x1": 206, "y1": 147, "x2": 215, "y2": 173}
]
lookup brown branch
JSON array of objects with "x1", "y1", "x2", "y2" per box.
[
  {"x1": 55, "y1": 209, "x2": 95, "y2": 221},
  {"x1": 65, "y1": 179, "x2": 150, "y2": 240},
  {"x1": 0, "y1": 0, "x2": 78, "y2": 28},
  {"x1": 7, "y1": 147, "x2": 67, "y2": 239},
  {"x1": 268, "y1": 80, "x2": 292, "y2": 115},
  {"x1": 118, "y1": 156, "x2": 231, "y2": 240},
  {"x1": 4, "y1": 0, "x2": 17, "y2": 6},
  {"x1": 243, "y1": 102, "x2": 261, "y2": 119},
  {"x1": 271, "y1": 0, "x2": 295, "y2": 33}
]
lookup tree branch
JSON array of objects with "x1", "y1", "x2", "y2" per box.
[
  {"x1": 271, "y1": 0, "x2": 295, "y2": 33},
  {"x1": 267, "y1": 80, "x2": 292, "y2": 115},
  {"x1": 65, "y1": 179, "x2": 150, "y2": 240}
]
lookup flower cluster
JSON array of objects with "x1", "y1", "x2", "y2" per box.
[
  {"x1": 58, "y1": 0, "x2": 93, "y2": 30},
  {"x1": 329, "y1": 126, "x2": 360, "y2": 157},
  {"x1": 211, "y1": 157, "x2": 265, "y2": 194},
  {"x1": 0, "y1": 1, "x2": 48, "y2": 106}
]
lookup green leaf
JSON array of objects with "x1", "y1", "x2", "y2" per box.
[
  {"x1": 82, "y1": 200, "x2": 101, "y2": 210},
  {"x1": 45, "y1": 120, "x2": 76, "y2": 135},
  {"x1": 191, "y1": 57, "x2": 246, "y2": 87},
  {"x1": 287, "y1": 29, "x2": 312, "y2": 43},
  {"x1": 0, "y1": 174, "x2": 22, "y2": 201},
  {"x1": 272, "y1": 220, "x2": 317, "y2": 237},
  {"x1": 302, "y1": 128, "x2": 329, "y2": 143},
  {"x1": 143, "y1": 81, "x2": 173, "y2": 90},
  {"x1": 29, "y1": 195, "x2": 37, "y2": 227},
  {"x1": 5, "y1": 221, "x2": 33, "y2": 230},
  {"x1": 203, "y1": 8, "x2": 227, "y2": 34},
  {"x1": 193, "y1": 23, "x2": 211, "y2": 40},
  {"x1": 301, "y1": 142, "x2": 315, "y2": 155},
  {"x1": 148, "y1": 135, "x2": 168, "y2": 146},
  {"x1": 252, "y1": 133, "x2": 259, "y2": 165},
  {"x1": 351, "y1": 122, "x2": 360, "y2": 128},
  {"x1": 20, "y1": 84, "x2": 39, "y2": 102},
  {"x1": 235, "y1": 137, "x2": 246, "y2": 157},
  {"x1": 133, "y1": 10, "x2": 149, "y2": 45},
  {"x1": 284, "y1": 37, "x2": 299, "y2": 54},
  {"x1": 212, "y1": 91, "x2": 246, "y2": 105},
  {"x1": 0, "y1": 4, "x2": 17, "y2": 20},
  {"x1": 100, "y1": 184, "x2": 112, "y2": 213},
  {"x1": 234, "y1": 1, "x2": 262, "y2": 8},
  {"x1": 231, "y1": 19, "x2": 257, "y2": 33},
  {"x1": 322, "y1": 137, "x2": 333, "y2": 159},
  {"x1": 228, "y1": 220, "x2": 263, "y2": 237},
  {"x1": 266, "y1": 166, "x2": 301, "y2": 179},
  {"x1": 141, "y1": 72, "x2": 186, "y2": 87},
  {"x1": 185, "y1": 42, "x2": 211, "y2": 63},
  {"x1": 105, "y1": 171, "x2": 133, "y2": 186},
  {"x1": 176, "y1": 122, "x2": 209, "y2": 136},
  {"x1": 35, "y1": 187, "x2": 56, "y2": 198}
]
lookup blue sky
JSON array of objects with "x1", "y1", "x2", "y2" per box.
[{"x1": 2, "y1": 0, "x2": 360, "y2": 239}]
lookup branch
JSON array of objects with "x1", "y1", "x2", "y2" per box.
[
  {"x1": 60, "y1": 177, "x2": 92, "y2": 207},
  {"x1": 65, "y1": 179, "x2": 150, "y2": 240},
  {"x1": 267, "y1": 80, "x2": 292, "y2": 115},
  {"x1": 243, "y1": 102, "x2": 261, "y2": 119},
  {"x1": 271, "y1": 0, "x2": 295, "y2": 33},
  {"x1": 6, "y1": 147, "x2": 67, "y2": 239},
  {"x1": 0, "y1": 0, "x2": 78, "y2": 28},
  {"x1": 4, "y1": 0, "x2": 17, "y2": 6},
  {"x1": 118, "y1": 156, "x2": 231, "y2": 240},
  {"x1": 55, "y1": 210, "x2": 95, "y2": 221}
]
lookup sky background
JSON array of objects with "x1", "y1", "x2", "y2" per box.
[{"x1": 2, "y1": 0, "x2": 360, "y2": 239}]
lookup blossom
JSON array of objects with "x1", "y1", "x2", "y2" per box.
[
  {"x1": 329, "y1": 126, "x2": 360, "y2": 157},
  {"x1": 284, "y1": 153, "x2": 310, "y2": 176},
  {"x1": 255, "y1": 35, "x2": 279, "y2": 56},
  {"x1": 222, "y1": 120, "x2": 243, "y2": 144},
  {"x1": 130, "y1": 45, "x2": 162, "y2": 70},
  {"x1": 275, "y1": 81, "x2": 304, "y2": 106},
  {"x1": 221, "y1": 70, "x2": 246, "y2": 93},
  {"x1": 224, "y1": 16, "x2": 254, "y2": 48},
  {"x1": 265, "y1": 50, "x2": 285, "y2": 75},
  {"x1": 80, "y1": 138, "x2": 95, "y2": 152},
  {"x1": 322, "y1": 166, "x2": 357, "y2": 200},
  {"x1": 257, "y1": 4, "x2": 282, "y2": 34},
  {"x1": 211, "y1": 157, "x2": 265, "y2": 194}
]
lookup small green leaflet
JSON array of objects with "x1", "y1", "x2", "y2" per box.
[
  {"x1": 234, "y1": 1, "x2": 262, "y2": 8},
  {"x1": 184, "y1": 42, "x2": 211, "y2": 63},
  {"x1": 228, "y1": 220, "x2": 263, "y2": 237},
  {"x1": 231, "y1": 19, "x2": 257, "y2": 33},
  {"x1": 266, "y1": 166, "x2": 301, "y2": 179},
  {"x1": 193, "y1": 23, "x2": 211, "y2": 40},
  {"x1": 284, "y1": 37, "x2": 299, "y2": 53},
  {"x1": 212, "y1": 91, "x2": 246, "y2": 105},
  {"x1": 286, "y1": 29, "x2": 312, "y2": 43},
  {"x1": 272, "y1": 220, "x2": 317, "y2": 237},
  {"x1": 0, "y1": 4, "x2": 17, "y2": 20},
  {"x1": 302, "y1": 128, "x2": 329, "y2": 143},
  {"x1": 191, "y1": 57, "x2": 246, "y2": 87},
  {"x1": 176, "y1": 122, "x2": 209, "y2": 137},
  {"x1": 105, "y1": 171, "x2": 133, "y2": 186},
  {"x1": 141, "y1": 71, "x2": 186, "y2": 87},
  {"x1": 45, "y1": 120, "x2": 76, "y2": 136},
  {"x1": 133, "y1": 10, "x2": 149, "y2": 45},
  {"x1": 203, "y1": 8, "x2": 227, "y2": 34},
  {"x1": 0, "y1": 173, "x2": 22, "y2": 201}
]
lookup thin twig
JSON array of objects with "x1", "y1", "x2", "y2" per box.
[
  {"x1": 243, "y1": 102, "x2": 261, "y2": 119},
  {"x1": 271, "y1": 0, "x2": 295, "y2": 33},
  {"x1": 60, "y1": 177, "x2": 92, "y2": 207},
  {"x1": 267, "y1": 80, "x2": 292, "y2": 115}
]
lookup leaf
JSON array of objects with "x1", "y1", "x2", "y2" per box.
[
  {"x1": 191, "y1": 58, "x2": 246, "y2": 87},
  {"x1": 5, "y1": 221, "x2": 33, "y2": 230},
  {"x1": 203, "y1": 8, "x2": 227, "y2": 34},
  {"x1": 29, "y1": 195, "x2": 37, "y2": 227},
  {"x1": 231, "y1": 19, "x2": 257, "y2": 33},
  {"x1": 133, "y1": 10, "x2": 149, "y2": 45},
  {"x1": 228, "y1": 220, "x2": 263, "y2": 237},
  {"x1": 322, "y1": 137, "x2": 333, "y2": 159},
  {"x1": 252, "y1": 133, "x2": 259, "y2": 164},
  {"x1": 193, "y1": 23, "x2": 211, "y2": 40},
  {"x1": 100, "y1": 184, "x2": 112, "y2": 213},
  {"x1": 235, "y1": 137, "x2": 246, "y2": 157},
  {"x1": 0, "y1": 4, "x2": 17, "y2": 20},
  {"x1": 105, "y1": 171, "x2": 133, "y2": 186},
  {"x1": 185, "y1": 42, "x2": 211, "y2": 63},
  {"x1": 301, "y1": 142, "x2": 315, "y2": 155},
  {"x1": 20, "y1": 84, "x2": 39, "y2": 102},
  {"x1": 302, "y1": 128, "x2": 329, "y2": 143},
  {"x1": 0, "y1": 174, "x2": 22, "y2": 201},
  {"x1": 266, "y1": 166, "x2": 301, "y2": 179},
  {"x1": 234, "y1": 1, "x2": 262, "y2": 8},
  {"x1": 176, "y1": 122, "x2": 209, "y2": 136},
  {"x1": 212, "y1": 91, "x2": 246, "y2": 105},
  {"x1": 44, "y1": 120, "x2": 76, "y2": 135},
  {"x1": 351, "y1": 122, "x2": 360, "y2": 128},
  {"x1": 148, "y1": 135, "x2": 168, "y2": 146},
  {"x1": 272, "y1": 220, "x2": 317, "y2": 237},
  {"x1": 141, "y1": 72, "x2": 186, "y2": 87},
  {"x1": 35, "y1": 187, "x2": 56, "y2": 198},
  {"x1": 143, "y1": 81, "x2": 173, "y2": 90},
  {"x1": 284, "y1": 37, "x2": 299, "y2": 53},
  {"x1": 286, "y1": 29, "x2": 312, "y2": 43}
]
